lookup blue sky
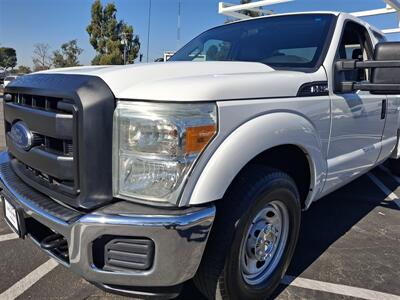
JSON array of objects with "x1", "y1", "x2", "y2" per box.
[{"x1": 0, "y1": 0, "x2": 399, "y2": 67}]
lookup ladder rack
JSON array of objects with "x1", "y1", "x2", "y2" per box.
[{"x1": 218, "y1": 0, "x2": 400, "y2": 34}]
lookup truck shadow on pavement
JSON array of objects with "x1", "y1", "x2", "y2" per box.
[
  {"x1": 271, "y1": 170, "x2": 400, "y2": 298},
  {"x1": 180, "y1": 171, "x2": 399, "y2": 299}
]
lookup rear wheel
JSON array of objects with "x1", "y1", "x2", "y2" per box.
[{"x1": 194, "y1": 165, "x2": 301, "y2": 300}]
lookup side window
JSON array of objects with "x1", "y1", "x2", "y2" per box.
[{"x1": 337, "y1": 22, "x2": 373, "y2": 82}]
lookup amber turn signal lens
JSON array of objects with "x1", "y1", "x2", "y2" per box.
[{"x1": 185, "y1": 125, "x2": 216, "y2": 154}]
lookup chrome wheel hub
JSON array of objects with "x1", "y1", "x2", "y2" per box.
[
  {"x1": 254, "y1": 224, "x2": 278, "y2": 261},
  {"x1": 240, "y1": 200, "x2": 289, "y2": 286}
]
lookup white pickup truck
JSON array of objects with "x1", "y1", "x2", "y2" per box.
[{"x1": 1, "y1": 11, "x2": 400, "y2": 300}]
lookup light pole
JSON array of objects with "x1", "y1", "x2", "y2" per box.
[{"x1": 146, "y1": 0, "x2": 152, "y2": 63}]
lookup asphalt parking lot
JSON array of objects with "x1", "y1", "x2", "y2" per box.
[{"x1": 0, "y1": 95, "x2": 399, "y2": 300}]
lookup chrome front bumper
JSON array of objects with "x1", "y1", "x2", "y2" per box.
[{"x1": 0, "y1": 152, "x2": 215, "y2": 292}]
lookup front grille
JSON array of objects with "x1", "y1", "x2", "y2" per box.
[
  {"x1": 0, "y1": 160, "x2": 83, "y2": 222},
  {"x1": 11, "y1": 93, "x2": 73, "y2": 114},
  {"x1": 6, "y1": 92, "x2": 75, "y2": 156},
  {"x1": 44, "y1": 136, "x2": 73, "y2": 157},
  {"x1": 4, "y1": 123, "x2": 74, "y2": 158},
  {"x1": 13, "y1": 160, "x2": 76, "y2": 195},
  {"x1": 4, "y1": 92, "x2": 78, "y2": 198},
  {"x1": 3, "y1": 73, "x2": 115, "y2": 210}
]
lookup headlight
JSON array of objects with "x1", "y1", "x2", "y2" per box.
[{"x1": 113, "y1": 101, "x2": 217, "y2": 204}]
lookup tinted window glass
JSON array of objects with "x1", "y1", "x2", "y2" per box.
[
  {"x1": 337, "y1": 22, "x2": 373, "y2": 82},
  {"x1": 171, "y1": 14, "x2": 335, "y2": 70},
  {"x1": 188, "y1": 39, "x2": 232, "y2": 61}
]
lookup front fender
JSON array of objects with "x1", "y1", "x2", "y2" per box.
[{"x1": 183, "y1": 112, "x2": 327, "y2": 207}]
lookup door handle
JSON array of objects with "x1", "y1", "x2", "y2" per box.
[{"x1": 381, "y1": 99, "x2": 387, "y2": 120}]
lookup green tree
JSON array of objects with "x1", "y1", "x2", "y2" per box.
[
  {"x1": 32, "y1": 43, "x2": 52, "y2": 71},
  {"x1": 15, "y1": 65, "x2": 32, "y2": 74},
  {"x1": 0, "y1": 47, "x2": 17, "y2": 70},
  {"x1": 53, "y1": 39, "x2": 83, "y2": 68},
  {"x1": 87, "y1": 0, "x2": 140, "y2": 65}
]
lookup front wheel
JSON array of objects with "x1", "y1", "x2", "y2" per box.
[
  {"x1": 239, "y1": 200, "x2": 290, "y2": 287},
  {"x1": 194, "y1": 166, "x2": 301, "y2": 300}
]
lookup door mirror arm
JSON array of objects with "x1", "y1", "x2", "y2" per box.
[
  {"x1": 336, "y1": 59, "x2": 400, "y2": 71},
  {"x1": 336, "y1": 80, "x2": 400, "y2": 94}
]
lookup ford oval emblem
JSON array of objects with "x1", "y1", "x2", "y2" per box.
[{"x1": 10, "y1": 121, "x2": 33, "y2": 151}]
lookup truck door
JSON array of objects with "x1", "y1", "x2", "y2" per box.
[
  {"x1": 372, "y1": 31, "x2": 400, "y2": 163},
  {"x1": 324, "y1": 21, "x2": 386, "y2": 193}
]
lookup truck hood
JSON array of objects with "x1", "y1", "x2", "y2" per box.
[{"x1": 39, "y1": 62, "x2": 314, "y2": 101}]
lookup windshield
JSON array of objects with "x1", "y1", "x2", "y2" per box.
[{"x1": 170, "y1": 14, "x2": 335, "y2": 71}]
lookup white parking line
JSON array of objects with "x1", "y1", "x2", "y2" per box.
[
  {"x1": 367, "y1": 173, "x2": 400, "y2": 208},
  {"x1": 0, "y1": 259, "x2": 58, "y2": 300},
  {"x1": 282, "y1": 275, "x2": 400, "y2": 300},
  {"x1": 0, "y1": 233, "x2": 18, "y2": 242}
]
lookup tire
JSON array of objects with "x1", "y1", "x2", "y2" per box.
[
  {"x1": 194, "y1": 165, "x2": 301, "y2": 300},
  {"x1": 388, "y1": 158, "x2": 400, "y2": 176}
]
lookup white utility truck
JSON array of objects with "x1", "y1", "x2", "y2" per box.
[{"x1": 1, "y1": 12, "x2": 400, "y2": 300}]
